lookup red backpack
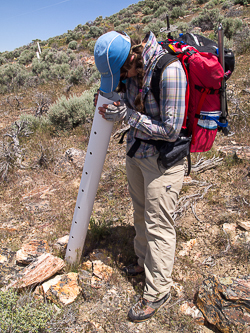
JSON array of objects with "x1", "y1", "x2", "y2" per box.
[{"x1": 154, "y1": 34, "x2": 234, "y2": 153}]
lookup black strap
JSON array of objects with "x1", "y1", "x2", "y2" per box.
[
  {"x1": 187, "y1": 153, "x2": 191, "y2": 176},
  {"x1": 151, "y1": 53, "x2": 178, "y2": 106}
]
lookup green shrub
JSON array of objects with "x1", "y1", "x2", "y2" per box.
[
  {"x1": 233, "y1": 26, "x2": 250, "y2": 54},
  {"x1": 0, "y1": 56, "x2": 6, "y2": 65},
  {"x1": 143, "y1": 20, "x2": 166, "y2": 37},
  {"x1": 32, "y1": 58, "x2": 49, "y2": 75},
  {"x1": 154, "y1": 6, "x2": 169, "y2": 18},
  {"x1": 50, "y1": 63, "x2": 70, "y2": 80},
  {"x1": 87, "y1": 40, "x2": 96, "y2": 54},
  {"x1": 87, "y1": 26, "x2": 103, "y2": 38},
  {"x1": 146, "y1": 0, "x2": 155, "y2": 8},
  {"x1": 131, "y1": 16, "x2": 140, "y2": 24},
  {"x1": 47, "y1": 85, "x2": 97, "y2": 130},
  {"x1": 142, "y1": 6, "x2": 153, "y2": 15},
  {"x1": 0, "y1": 289, "x2": 53, "y2": 333},
  {"x1": 68, "y1": 40, "x2": 78, "y2": 50},
  {"x1": 177, "y1": 22, "x2": 190, "y2": 34},
  {"x1": 67, "y1": 65, "x2": 84, "y2": 84},
  {"x1": 0, "y1": 63, "x2": 34, "y2": 93},
  {"x1": 171, "y1": 6, "x2": 186, "y2": 19},
  {"x1": 88, "y1": 66, "x2": 101, "y2": 85},
  {"x1": 197, "y1": 0, "x2": 209, "y2": 3},
  {"x1": 18, "y1": 50, "x2": 36, "y2": 65},
  {"x1": 20, "y1": 113, "x2": 52, "y2": 132},
  {"x1": 221, "y1": 17, "x2": 243, "y2": 39},
  {"x1": 234, "y1": 0, "x2": 250, "y2": 4},
  {"x1": 142, "y1": 15, "x2": 154, "y2": 24},
  {"x1": 191, "y1": 8, "x2": 222, "y2": 32}
]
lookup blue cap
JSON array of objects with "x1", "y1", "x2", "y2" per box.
[{"x1": 94, "y1": 31, "x2": 131, "y2": 93}]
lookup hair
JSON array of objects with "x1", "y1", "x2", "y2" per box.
[{"x1": 116, "y1": 33, "x2": 146, "y2": 113}]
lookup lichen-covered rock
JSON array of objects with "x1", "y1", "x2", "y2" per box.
[
  {"x1": 16, "y1": 239, "x2": 50, "y2": 264},
  {"x1": 89, "y1": 249, "x2": 111, "y2": 265},
  {"x1": 45, "y1": 272, "x2": 81, "y2": 305},
  {"x1": 197, "y1": 275, "x2": 250, "y2": 333},
  {"x1": 92, "y1": 260, "x2": 113, "y2": 281},
  {"x1": 53, "y1": 235, "x2": 69, "y2": 257},
  {"x1": 65, "y1": 148, "x2": 86, "y2": 170},
  {"x1": 179, "y1": 301, "x2": 204, "y2": 319},
  {"x1": 78, "y1": 269, "x2": 92, "y2": 289},
  {"x1": 178, "y1": 239, "x2": 197, "y2": 257}
]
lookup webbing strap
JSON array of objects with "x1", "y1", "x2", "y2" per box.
[
  {"x1": 195, "y1": 114, "x2": 228, "y2": 128},
  {"x1": 127, "y1": 138, "x2": 141, "y2": 158}
]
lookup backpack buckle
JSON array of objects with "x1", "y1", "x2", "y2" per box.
[{"x1": 184, "y1": 49, "x2": 196, "y2": 56}]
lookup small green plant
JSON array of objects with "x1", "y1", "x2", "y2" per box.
[
  {"x1": 0, "y1": 289, "x2": 53, "y2": 333},
  {"x1": 88, "y1": 216, "x2": 112, "y2": 244}
]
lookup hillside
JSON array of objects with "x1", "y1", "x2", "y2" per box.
[{"x1": 0, "y1": 0, "x2": 250, "y2": 332}]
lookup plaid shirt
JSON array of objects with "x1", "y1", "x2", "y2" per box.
[{"x1": 124, "y1": 32, "x2": 187, "y2": 159}]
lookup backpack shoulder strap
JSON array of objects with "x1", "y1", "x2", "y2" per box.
[{"x1": 151, "y1": 53, "x2": 178, "y2": 106}]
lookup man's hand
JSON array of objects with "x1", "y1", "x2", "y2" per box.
[{"x1": 98, "y1": 101, "x2": 134, "y2": 122}]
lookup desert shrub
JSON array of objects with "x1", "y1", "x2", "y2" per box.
[
  {"x1": 171, "y1": 6, "x2": 186, "y2": 19},
  {"x1": 233, "y1": 26, "x2": 250, "y2": 54},
  {"x1": 50, "y1": 63, "x2": 71, "y2": 80},
  {"x1": 54, "y1": 51, "x2": 70, "y2": 64},
  {"x1": 67, "y1": 50, "x2": 76, "y2": 61},
  {"x1": 177, "y1": 22, "x2": 190, "y2": 34},
  {"x1": 142, "y1": 6, "x2": 153, "y2": 15},
  {"x1": 131, "y1": 16, "x2": 140, "y2": 24},
  {"x1": 197, "y1": 0, "x2": 209, "y2": 3},
  {"x1": 32, "y1": 58, "x2": 49, "y2": 75},
  {"x1": 222, "y1": 0, "x2": 234, "y2": 8},
  {"x1": 68, "y1": 40, "x2": 78, "y2": 50},
  {"x1": 20, "y1": 113, "x2": 52, "y2": 132},
  {"x1": 113, "y1": 19, "x2": 121, "y2": 27},
  {"x1": 87, "y1": 26, "x2": 103, "y2": 38},
  {"x1": 88, "y1": 66, "x2": 101, "y2": 85},
  {"x1": 142, "y1": 15, "x2": 154, "y2": 24},
  {"x1": 123, "y1": 9, "x2": 134, "y2": 17},
  {"x1": 0, "y1": 289, "x2": 53, "y2": 333},
  {"x1": 4, "y1": 51, "x2": 15, "y2": 61},
  {"x1": 0, "y1": 63, "x2": 33, "y2": 93},
  {"x1": 47, "y1": 85, "x2": 97, "y2": 130},
  {"x1": 67, "y1": 65, "x2": 84, "y2": 84},
  {"x1": 145, "y1": 0, "x2": 155, "y2": 8},
  {"x1": 18, "y1": 50, "x2": 35, "y2": 65},
  {"x1": 87, "y1": 40, "x2": 96, "y2": 54},
  {"x1": 221, "y1": 17, "x2": 243, "y2": 39},
  {"x1": 0, "y1": 56, "x2": 6, "y2": 65},
  {"x1": 154, "y1": 6, "x2": 169, "y2": 18},
  {"x1": 143, "y1": 20, "x2": 166, "y2": 37},
  {"x1": 191, "y1": 8, "x2": 222, "y2": 31},
  {"x1": 234, "y1": 0, "x2": 250, "y2": 4}
]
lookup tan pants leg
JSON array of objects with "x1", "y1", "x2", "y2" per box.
[{"x1": 126, "y1": 154, "x2": 184, "y2": 302}]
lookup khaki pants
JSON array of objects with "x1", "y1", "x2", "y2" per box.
[{"x1": 126, "y1": 154, "x2": 184, "y2": 302}]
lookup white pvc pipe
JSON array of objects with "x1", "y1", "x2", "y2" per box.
[{"x1": 65, "y1": 91, "x2": 120, "y2": 264}]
